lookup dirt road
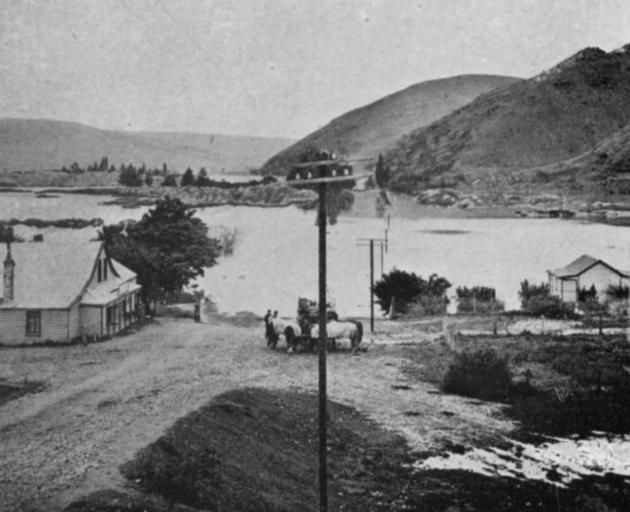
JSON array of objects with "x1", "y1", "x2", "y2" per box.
[{"x1": 0, "y1": 318, "x2": 512, "y2": 511}]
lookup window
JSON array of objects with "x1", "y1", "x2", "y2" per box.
[
  {"x1": 103, "y1": 259, "x2": 108, "y2": 280},
  {"x1": 26, "y1": 310, "x2": 41, "y2": 336}
]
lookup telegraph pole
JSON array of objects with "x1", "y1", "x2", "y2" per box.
[
  {"x1": 287, "y1": 152, "x2": 355, "y2": 512},
  {"x1": 357, "y1": 237, "x2": 387, "y2": 333},
  {"x1": 317, "y1": 181, "x2": 327, "y2": 512}
]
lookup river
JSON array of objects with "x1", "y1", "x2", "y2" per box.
[{"x1": 0, "y1": 191, "x2": 628, "y2": 317}]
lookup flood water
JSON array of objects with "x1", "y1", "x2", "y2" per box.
[{"x1": 1, "y1": 191, "x2": 628, "y2": 316}]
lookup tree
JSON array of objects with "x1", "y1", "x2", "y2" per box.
[
  {"x1": 197, "y1": 167, "x2": 211, "y2": 187},
  {"x1": 162, "y1": 175, "x2": 178, "y2": 187},
  {"x1": 374, "y1": 153, "x2": 390, "y2": 188},
  {"x1": 373, "y1": 269, "x2": 450, "y2": 314},
  {"x1": 98, "y1": 156, "x2": 109, "y2": 172},
  {"x1": 100, "y1": 197, "x2": 221, "y2": 308},
  {"x1": 145, "y1": 173, "x2": 153, "y2": 186},
  {"x1": 181, "y1": 168, "x2": 196, "y2": 186},
  {"x1": 118, "y1": 165, "x2": 143, "y2": 187}
]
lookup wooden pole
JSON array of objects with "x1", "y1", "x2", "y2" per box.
[
  {"x1": 317, "y1": 181, "x2": 328, "y2": 512},
  {"x1": 370, "y1": 238, "x2": 374, "y2": 333},
  {"x1": 380, "y1": 241, "x2": 384, "y2": 277}
]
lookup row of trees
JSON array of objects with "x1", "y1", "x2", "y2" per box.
[
  {"x1": 180, "y1": 167, "x2": 277, "y2": 188},
  {"x1": 59, "y1": 157, "x2": 171, "y2": 176}
]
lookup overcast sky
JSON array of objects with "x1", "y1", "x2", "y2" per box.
[{"x1": 1, "y1": 0, "x2": 629, "y2": 138}]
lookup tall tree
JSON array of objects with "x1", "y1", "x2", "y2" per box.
[
  {"x1": 181, "y1": 168, "x2": 196, "y2": 186},
  {"x1": 100, "y1": 197, "x2": 221, "y2": 308},
  {"x1": 118, "y1": 165, "x2": 143, "y2": 186},
  {"x1": 197, "y1": 167, "x2": 211, "y2": 187}
]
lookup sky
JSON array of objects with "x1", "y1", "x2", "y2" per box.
[{"x1": 1, "y1": 0, "x2": 629, "y2": 139}]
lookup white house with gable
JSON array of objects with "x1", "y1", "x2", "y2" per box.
[
  {"x1": 0, "y1": 240, "x2": 141, "y2": 345},
  {"x1": 547, "y1": 254, "x2": 629, "y2": 303}
]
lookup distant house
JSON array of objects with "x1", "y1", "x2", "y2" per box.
[
  {"x1": 547, "y1": 254, "x2": 629, "y2": 303},
  {"x1": 0, "y1": 240, "x2": 141, "y2": 345}
]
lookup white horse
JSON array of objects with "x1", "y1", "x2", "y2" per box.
[
  {"x1": 268, "y1": 317, "x2": 302, "y2": 351},
  {"x1": 311, "y1": 320, "x2": 363, "y2": 353}
]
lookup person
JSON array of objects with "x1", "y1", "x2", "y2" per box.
[{"x1": 264, "y1": 309, "x2": 273, "y2": 346}]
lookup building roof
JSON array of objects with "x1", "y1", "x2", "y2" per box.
[
  {"x1": 549, "y1": 254, "x2": 629, "y2": 279},
  {"x1": 80, "y1": 259, "x2": 140, "y2": 306},
  {"x1": 0, "y1": 241, "x2": 136, "y2": 309}
]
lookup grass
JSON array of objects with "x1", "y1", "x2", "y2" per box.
[
  {"x1": 403, "y1": 332, "x2": 630, "y2": 437},
  {"x1": 0, "y1": 379, "x2": 45, "y2": 406}
]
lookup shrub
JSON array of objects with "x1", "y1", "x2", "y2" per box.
[
  {"x1": 578, "y1": 285, "x2": 597, "y2": 302},
  {"x1": 373, "y1": 269, "x2": 450, "y2": 314},
  {"x1": 519, "y1": 279, "x2": 549, "y2": 307},
  {"x1": 524, "y1": 294, "x2": 574, "y2": 319},
  {"x1": 442, "y1": 349, "x2": 512, "y2": 401},
  {"x1": 606, "y1": 284, "x2": 629, "y2": 300},
  {"x1": 456, "y1": 286, "x2": 504, "y2": 314}
]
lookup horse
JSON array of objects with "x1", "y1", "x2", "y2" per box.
[
  {"x1": 268, "y1": 317, "x2": 302, "y2": 352},
  {"x1": 311, "y1": 319, "x2": 363, "y2": 353}
]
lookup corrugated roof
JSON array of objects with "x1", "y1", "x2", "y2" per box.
[
  {"x1": 0, "y1": 242, "x2": 101, "y2": 309},
  {"x1": 549, "y1": 254, "x2": 628, "y2": 278}
]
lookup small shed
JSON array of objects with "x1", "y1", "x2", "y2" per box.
[{"x1": 547, "y1": 254, "x2": 629, "y2": 303}]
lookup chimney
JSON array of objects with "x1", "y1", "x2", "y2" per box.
[{"x1": 4, "y1": 241, "x2": 15, "y2": 302}]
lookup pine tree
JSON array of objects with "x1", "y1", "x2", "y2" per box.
[{"x1": 181, "y1": 167, "x2": 196, "y2": 186}]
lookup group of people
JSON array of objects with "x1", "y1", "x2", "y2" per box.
[{"x1": 264, "y1": 309, "x2": 279, "y2": 346}]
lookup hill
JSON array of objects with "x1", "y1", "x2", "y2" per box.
[
  {"x1": 261, "y1": 74, "x2": 520, "y2": 175},
  {"x1": 0, "y1": 118, "x2": 293, "y2": 173},
  {"x1": 384, "y1": 45, "x2": 630, "y2": 199}
]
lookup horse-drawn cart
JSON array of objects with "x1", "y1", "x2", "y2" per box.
[{"x1": 266, "y1": 298, "x2": 363, "y2": 353}]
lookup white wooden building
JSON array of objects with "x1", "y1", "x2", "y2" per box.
[
  {"x1": 0, "y1": 240, "x2": 141, "y2": 345},
  {"x1": 547, "y1": 254, "x2": 629, "y2": 303}
]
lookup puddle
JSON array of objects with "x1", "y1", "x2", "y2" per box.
[{"x1": 414, "y1": 433, "x2": 630, "y2": 487}]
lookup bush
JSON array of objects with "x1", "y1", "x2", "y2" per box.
[
  {"x1": 606, "y1": 284, "x2": 629, "y2": 300},
  {"x1": 519, "y1": 279, "x2": 574, "y2": 318},
  {"x1": 456, "y1": 286, "x2": 504, "y2": 314},
  {"x1": 524, "y1": 294, "x2": 574, "y2": 319},
  {"x1": 373, "y1": 269, "x2": 450, "y2": 315},
  {"x1": 442, "y1": 349, "x2": 512, "y2": 401},
  {"x1": 519, "y1": 279, "x2": 549, "y2": 307}
]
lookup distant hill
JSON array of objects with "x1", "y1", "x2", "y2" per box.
[
  {"x1": 384, "y1": 45, "x2": 630, "y2": 197},
  {"x1": 261, "y1": 74, "x2": 520, "y2": 175},
  {"x1": 0, "y1": 119, "x2": 293, "y2": 173}
]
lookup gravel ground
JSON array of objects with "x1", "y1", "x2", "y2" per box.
[{"x1": 0, "y1": 317, "x2": 513, "y2": 512}]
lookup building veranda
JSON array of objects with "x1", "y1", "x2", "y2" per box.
[{"x1": 0, "y1": 240, "x2": 141, "y2": 345}]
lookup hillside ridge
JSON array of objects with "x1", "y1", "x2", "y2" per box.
[{"x1": 0, "y1": 118, "x2": 293, "y2": 173}]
